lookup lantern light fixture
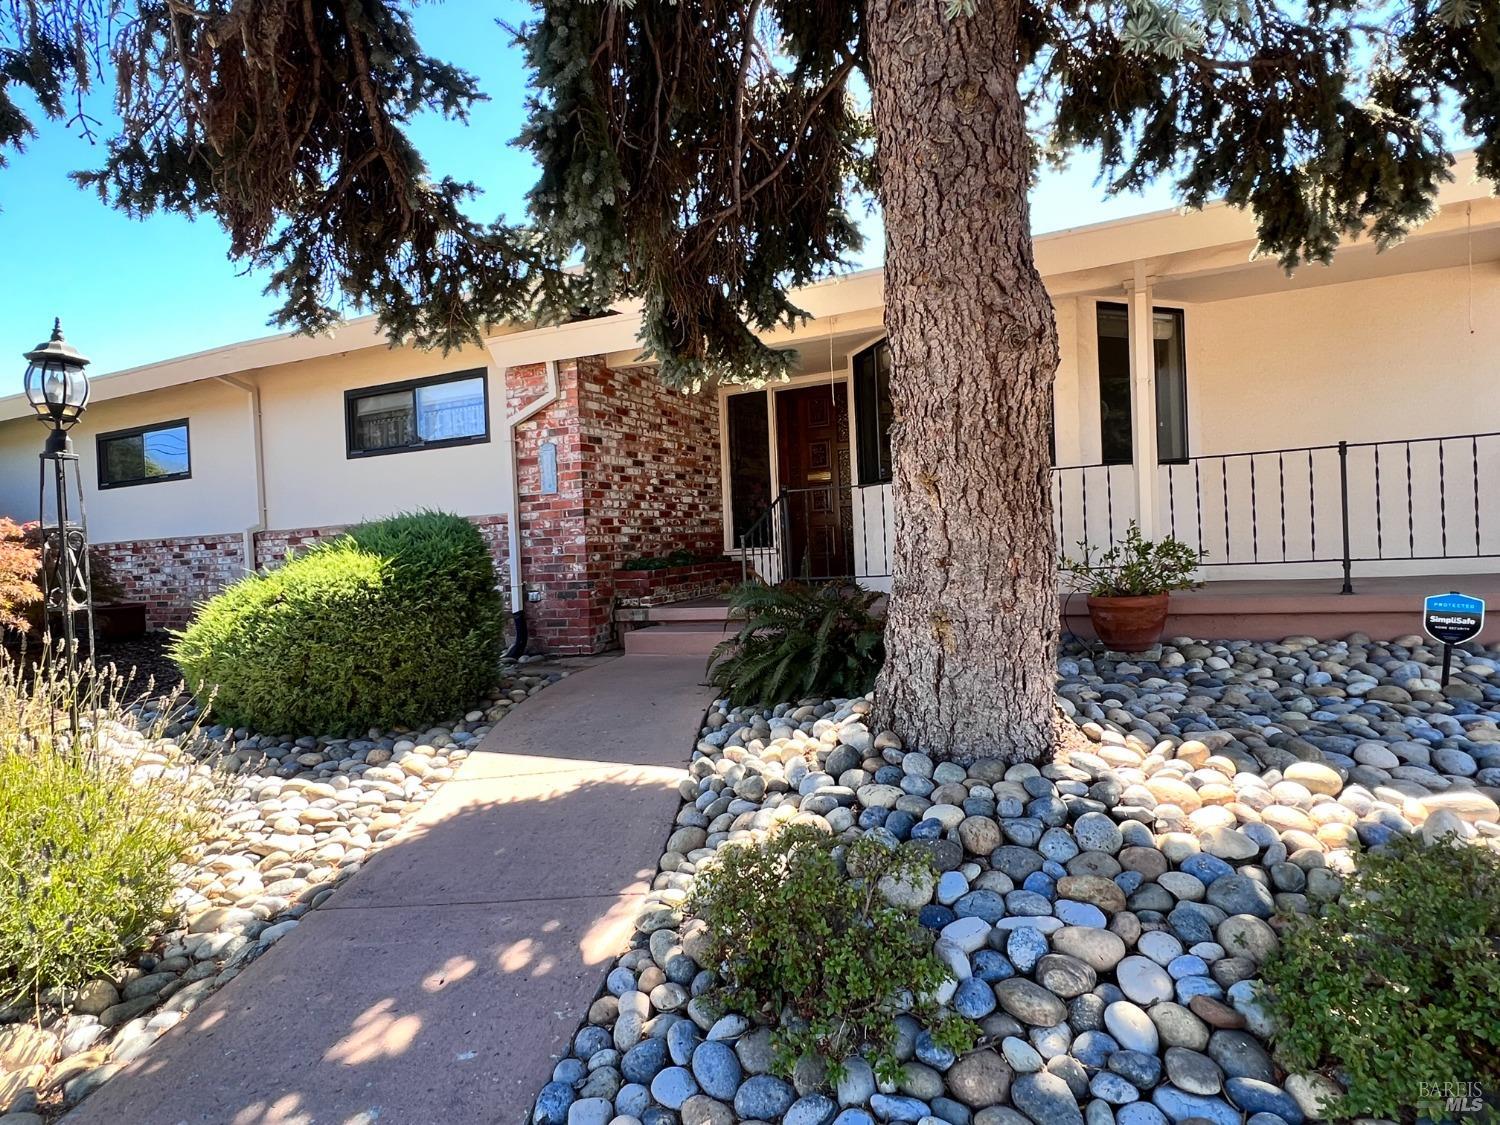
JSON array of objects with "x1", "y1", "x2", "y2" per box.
[{"x1": 24, "y1": 318, "x2": 91, "y2": 446}]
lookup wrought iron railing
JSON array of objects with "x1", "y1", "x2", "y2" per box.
[
  {"x1": 737, "y1": 484, "x2": 893, "y2": 586},
  {"x1": 738, "y1": 430, "x2": 1500, "y2": 592}
]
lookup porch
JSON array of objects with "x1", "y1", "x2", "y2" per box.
[
  {"x1": 620, "y1": 572, "x2": 1500, "y2": 655},
  {"x1": 698, "y1": 192, "x2": 1500, "y2": 616},
  {"x1": 726, "y1": 426, "x2": 1500, "y2": 589}
]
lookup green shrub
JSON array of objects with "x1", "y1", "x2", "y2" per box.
[
  {"x1": 0, "y1": 660, "x2": 214, "y2": 1004},
  {"x1": 687, "y1": 824, "x2": 974, "y2": 1080},
  {"x1": 1061, "y1": 520, "x2": 1202, "y2": 597},
  {"x1": 173, "y1": 510, "x2": 505, "y2": 734},
  {"x1": 619, "y1": 549, "x2": 713, "y2": 571},
  {"x1": 1261, "y1": 836, "x2": 1500, "y2": 1120},
  {"x1": 709, "y1": 582, "x2": 884, "y2": 706}
]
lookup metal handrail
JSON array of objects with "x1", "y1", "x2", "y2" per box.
[
  {"x1": 733, "y1": 429, "x2": 1499, "y2": 592},
  {"x1": 1055, "y1": 429, "x2": 1500, "y2": 594}
]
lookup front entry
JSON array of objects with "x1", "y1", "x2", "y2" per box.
[{"x1": 776, "y1": 383, "x2": 852, "y2": 579}]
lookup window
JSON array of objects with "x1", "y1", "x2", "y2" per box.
[
  {"x1": 97, "y1": 419, "x2": 191, "y2": 488},
  {"x1": 727, "y1": 391, "x2": 772, "y2": 542},
  {"x1": 345, "y1": 369, "x2": 489, "y2": 456},
  {"x1": 1096, "y1": 303, "x2": 1188, "y2": 465},
  {"x1": 852, "y1": 339, "x2": 894, "y2": 485}
]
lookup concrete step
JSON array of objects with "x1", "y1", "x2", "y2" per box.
[
  {"x1": 622, "y1": 622, "x2": 735, "y2": 656},
  {"x1": 644, "y1": 600, "x2": 735, "y2": 624}
]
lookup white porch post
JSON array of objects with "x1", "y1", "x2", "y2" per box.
[{"x1": 1127, "y1": 264, "x2": 1159, "y2": 538}]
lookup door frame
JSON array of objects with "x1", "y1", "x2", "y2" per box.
[{"x1": 718, "y1": 369, "x2": 858, "y2": 556}]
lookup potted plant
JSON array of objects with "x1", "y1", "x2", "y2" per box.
[{"x1": 1062, "y1": 522, "x2": 1202, "y2": 651}]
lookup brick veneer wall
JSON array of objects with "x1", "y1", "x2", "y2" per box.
[
  {"x1": 586, "y1": 364, "x2": 724, "y2": 566},
  {"x1": 508, "y1": 358, "x2": 723, "y2": 654},
  {"x1": 102, "y1": 515, "x2": 510, "y2": 632},
  {"x1": 97, "y1": 533, "x2": 248, "y2": 630},
  {"x1": 508, "y1": 360, "x2": 606, "y2": 653},
  {"x1": 614, "y1": 559, "x2": 743, "y2": 607},
  {"x1": 252, "y1": 515, "x2": 510, "y2": 584},
  {"x1": 92, "y1": 358, "x2": 722, "y2": 652}
]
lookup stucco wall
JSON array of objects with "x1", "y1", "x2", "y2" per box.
[
  {"x1": 1057, "y1": 265, "x2": 1500, "y2": 577},
  {"x1": 1185, "y1": 262, "x2": 1500, "y2": 452},
  {"x1": 0, "y1": 378, "x2": 258, "y2": 543},
  {"x1": 254, "y1": 341, "x2": 508, "y2": 530}
]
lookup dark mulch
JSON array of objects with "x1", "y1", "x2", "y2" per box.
[{"x1": 95, "y1": 632, "x2": 187, "y2": 696}]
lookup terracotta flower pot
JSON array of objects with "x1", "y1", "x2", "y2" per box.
[{"x1": 1086, "y1": 593, "x2": 1171, "y2": 652}]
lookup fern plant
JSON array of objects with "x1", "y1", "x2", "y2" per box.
[{"x1": 709, "y1": 582, "x2": 885, "y2": 706}]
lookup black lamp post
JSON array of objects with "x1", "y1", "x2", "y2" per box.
[{"x1": 24, "y1": 319, "x2": 95, "y2": 688}]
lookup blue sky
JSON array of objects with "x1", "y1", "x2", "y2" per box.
[{"x1": 0, "y1": 0, "x2": 1176, "y2": 383}]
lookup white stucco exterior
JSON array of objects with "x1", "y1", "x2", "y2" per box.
[
  {"x1": 0, "y1": 378, "x2": 259, "y2": 544},
  {"x1": 253, "y1": 341, "x2": 507, "y2": 531},
  {"x1": 3, "y1": 156, "x2": 1499, "y2": 592}
]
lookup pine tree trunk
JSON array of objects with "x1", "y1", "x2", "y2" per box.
[{"x1": 866, "y1": 0, "x2": 1060, "y2": 763}]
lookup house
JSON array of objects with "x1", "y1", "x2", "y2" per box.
[{"x1": 3, "y1": 155, "x2": 1499, "y2": 652}]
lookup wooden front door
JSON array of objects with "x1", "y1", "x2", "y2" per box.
[{"x1": 776, "y1": 383, "x2": 852, "y2": 579}]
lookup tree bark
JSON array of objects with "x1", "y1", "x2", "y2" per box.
[{"x1": 866, "y1": 0, "x2": 1060, "y2": 763}]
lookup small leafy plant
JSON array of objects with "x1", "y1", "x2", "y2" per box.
[
  {"x1": 687, "y1": 824, "x2": 975, "y2": 1080},
  {"x1": 709, "y1": 582, "x2": 884, "y2": 706},
  {"x1": 1260, "y1": 836, "x2": 1500, "y2": 1121},
  {"x1": 1061, "y1": 521, "x2": 1201, "y2": 597},
  {"x1": 0, "y1": 657, "x2": 217, "y2": 1004},
  {"x1": 619, "y1": 549, "x2": 716, "y2": 570}
]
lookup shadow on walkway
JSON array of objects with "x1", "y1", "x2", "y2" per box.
[{"x1": 62, "y1": 654, "x2": 714, "y2": 1125}]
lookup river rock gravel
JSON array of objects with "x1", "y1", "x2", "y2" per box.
[{"x1": 531, "y1": 634, "x2": 1500, "y2": 1125}]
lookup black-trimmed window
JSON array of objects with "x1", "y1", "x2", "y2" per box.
[
  {"x1": 345, "y1": 369, "x2": 489, "y2": 457},
  {"x1": 1097, "y1": 303, "x2": 1188, "y2": 465},
  {"x1": 852, "y1": 339, "x2": 894, "y2": 485},
  {"x1": 97, "y1": 419, "x2": 191, "y2": 488},
  {"x1": 727, "y1": 390, "x2": 772, "y2": 542}
]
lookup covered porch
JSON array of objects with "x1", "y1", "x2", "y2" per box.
[{"x1": 686, "y1": 166, "x2": 1500, "y2": 611}]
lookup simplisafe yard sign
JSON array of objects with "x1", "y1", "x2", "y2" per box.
[
  {"x1": 1424, "y1": 592, "x2": 1485, "y2": 644},
  {"x1": 1424, "y1": 591, "x2": 1485, "y2": 686}
]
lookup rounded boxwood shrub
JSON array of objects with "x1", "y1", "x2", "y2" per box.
[{"x1": 173, "y1": 511, "x2": 505, "y2": 734}]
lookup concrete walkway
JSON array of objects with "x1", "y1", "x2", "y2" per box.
[{"x1": 65, "y1": 654, "x2": 714, "y2": 1125}]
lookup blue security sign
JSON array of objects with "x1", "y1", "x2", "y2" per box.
[{"x1": 1424, "y1": 592, "x2": 1485, "y2": 646}]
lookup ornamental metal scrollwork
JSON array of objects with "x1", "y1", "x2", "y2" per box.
[{"x1": 40, "y1": 521, "x2": 91, "y2": 614}]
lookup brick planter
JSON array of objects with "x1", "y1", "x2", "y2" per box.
[{"x1": 612, "y1": 559, "x2": 741, "y2": 608}]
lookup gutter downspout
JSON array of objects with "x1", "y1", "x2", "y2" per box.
[
  {"x1": 218, "y1": 374, "x2": 267, "y2": 573},
  {"x1": 502, "y1": 358, "x2": 560, "y2": 657}
]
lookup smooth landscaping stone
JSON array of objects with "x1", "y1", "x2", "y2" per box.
[
  {"x1": 1151, "y1": 1086, "x2": 1241, "y2": 1125},
  {"x1": 945, "y1": 1051, "x2": 1012, "y2": 1108},
  {"x1": 648, "y1": 1067, "x2": 698, "y2": 1110},
  {"x1": 1011, "y1": 1072, "x2": 1085, "y2": 1125},
  {"x1": 688, "y1": 1041, "x2": 740, "y2": 1101},
  {"x1": 871, "y1": 1095, "x2": 931, "y2": 1123},
  {"x1": 736, "y1": 1076, "x2": 795, "y2": 1121},
  {"x1": 1224, "y1": 1077, "x2": 1305, "y2": 1124},
  {"x1": 786, "y1": 1094, "x2": 838, "y2": 1125},
  {"x1": 1103, "y1": 1003, "x2": 1158, "y2": 1056},
  {"x1": 995, "y1": 980, "x2": 1068, "y2": 1027},
  {"x1": 1116, "y1": 957, "x2": 1174, "y2": 1005}
]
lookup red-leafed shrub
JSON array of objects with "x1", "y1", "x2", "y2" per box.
[{"x1": 0, "y1": 519, "x2": 42, "y2": 634}]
